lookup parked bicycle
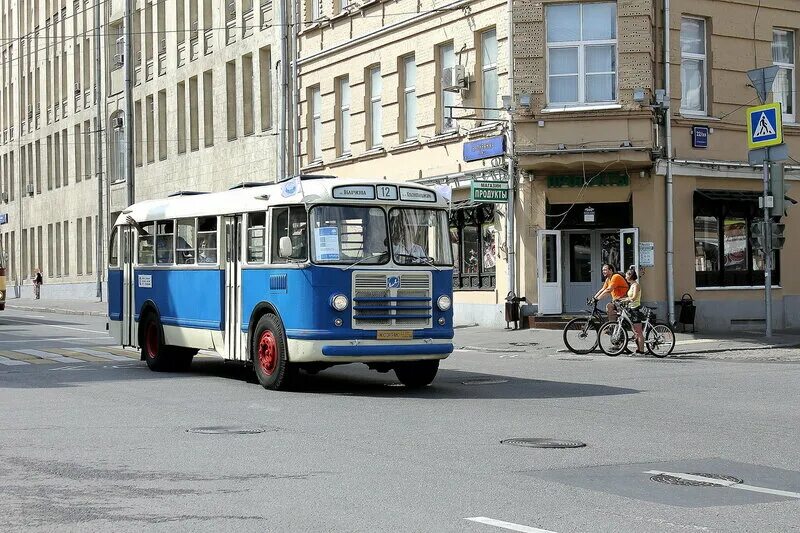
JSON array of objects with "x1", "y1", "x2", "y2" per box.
[
  {"x1": 598, "y1": 302, "x2": 675, "y2": 357},
  {"x1": 563, "y1": 298, "x2": 605, "y2": 354}
]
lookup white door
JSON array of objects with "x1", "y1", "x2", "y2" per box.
[
  {"x1": 620, "y1": 227, "x2": 640, "y2": 274},
  {"x1": 122, "y1": 226, "x2": 136, "y2": 347},
  {"x1": 223, "y1": 216, "x2": 244, "y2": 360},
  {"x1": 537, "y1": 230, "x2": 562, "y2": 314}
]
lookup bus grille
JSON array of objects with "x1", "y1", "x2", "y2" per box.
[{"x1": 352, "y1": 272, "x2": 432, "y2": 329}]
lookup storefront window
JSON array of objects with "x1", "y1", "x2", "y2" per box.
[
  {"x1": 693, "y1": 191, "x2": 779, "y2": 287},
  {"x1": 450, "y1": 203, "x2": 496, "y2": 289}
]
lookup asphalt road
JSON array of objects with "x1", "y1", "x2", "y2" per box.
[{"x1": 1, "y1": 310, "x2": 799, "y2": 532}]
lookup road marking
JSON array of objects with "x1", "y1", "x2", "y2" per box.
[
  {"x1": 58, "y1": 347, "x2": 130, "y2": 361},
  {"x1": 15, "y1": 349, "x2": 85, "y2": 364},
  {"x1": 0, "y1": 316, "x2": 106, "y2": 334},
  {"x1": 465, "y1": 517, "x2": 558, "y2": 533},
  {"x1": 644, "y1": 471, "x2": 800, "y2": 499},
  {"x1": 97, "y1": 346, "x2": 140, "y2": 358},
  {"x1": 0, "y1": 336, "x2": 108, "y2": 344},
  {"x1": 0, "y1": 355, "x2": 30, "y2": 366}
]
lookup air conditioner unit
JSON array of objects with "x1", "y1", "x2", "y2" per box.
[
  {"x1": 112, "y1": 116, "x2": 124, "y2": 129},
  {"x1": 442, "y1": 65, "x2": 468, "y2": 92},
  {"x1": 114, "y1": 53, "x2": 124, "y2": 67}
]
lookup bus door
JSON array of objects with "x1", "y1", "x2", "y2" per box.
[
  {"x1": 223, "y1": 215, "x2": 244, "y2": 360},
  {"x1": 122, "y1": 226, "x2": 136, "y2": 347}
]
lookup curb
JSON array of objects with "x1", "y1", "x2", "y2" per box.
[{"x1": 5, "y1": 304, "x2": 107, "y2": 317}]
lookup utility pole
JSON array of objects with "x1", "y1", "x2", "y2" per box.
[
  {"x1": 124, "y1": 0, "x2": 135, "y2": 206},
  {"x1": 94, "y1": 0, "x2": 104, "y2": 301},
  {"x1": 505, "y1": 0, "x2": 516, "y2": 298}
]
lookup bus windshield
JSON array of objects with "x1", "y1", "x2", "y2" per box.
[
  {"x1": 310, "y1": 205, "x2": 389, "y2": 264},
  {"x1": 389, "y1": 208, "x2": 453, "y2": 266}
]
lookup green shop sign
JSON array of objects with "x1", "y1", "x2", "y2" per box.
[
  {"x1": 547, "y1": 172, "x2": 629, "y2": 188},
  {"x1": 471, "y1": 180, "x2": 509, "y2": 203}
]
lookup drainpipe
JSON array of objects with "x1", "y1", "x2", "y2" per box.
[
  {"x1": 94, "y1": 0, "x2": 105, "y2": 300},
  {"x1": 664, "y1": 0, "x2": 676, "y2": 325},
  {"x1": 277, "y1": 0, "x2": 289, "y2": 179},
  {"x1": 506, "y1": 0, "x2": 516, "y2": 298},
  {"x1": 293, "y1": 0, "x2": 301, "y2": 175},
  {"x1": 124, "y1": 0, "x2": 135, "y2": 205}
]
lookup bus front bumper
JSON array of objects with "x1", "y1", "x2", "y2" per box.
[{"x1": 287, "y1": 338, "x2": 453, "y2": 363}]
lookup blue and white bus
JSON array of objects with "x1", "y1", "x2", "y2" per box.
[{"x1": 108, "y1": 175, "x2": 454, "y2": 390}]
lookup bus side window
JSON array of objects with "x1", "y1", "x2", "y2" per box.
[
  {"x1": 289, "y1": 207, "x2": 308, "y2": 260},
  {"x1": 247, "y1": 212, "x2": 266, "y2": 264},
  {"x1": 271, "y1": 208, "x2": 289, "y2": 263},
  {"x1": 197, "y1": 216, "x2": 218, "y2": 264},
  {"x1": 138, "y1": 222, "x2": 155, "y2": 265},
  {"x1": 176, "y1": 218, "x2": 196, "y2": 265},
  {"x1": 156, "y1": 221, "x2": 175, "y2": 265},
  {"x1": 109, "y1": 228, "x2": 119, "y2": 267}
]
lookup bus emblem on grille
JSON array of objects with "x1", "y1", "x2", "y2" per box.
[{"x1": 387, "y1": 276, "x2": 400, "y2": 289}]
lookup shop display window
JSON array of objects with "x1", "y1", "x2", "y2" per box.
[{"x1": 449, "y1": 203, "x2": 496, "y2": 290}]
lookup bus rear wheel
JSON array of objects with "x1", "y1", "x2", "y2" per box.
[
  {"x1": 252, "y1": 314, "x2": 295, "y2": 391},
  {"x1": 394, "y1": 360, "x2": 439, "y2": 388}
]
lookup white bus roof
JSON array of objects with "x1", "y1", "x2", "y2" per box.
[{"x1": 114, "y1": 176, "x2": 450, "y2": 226}]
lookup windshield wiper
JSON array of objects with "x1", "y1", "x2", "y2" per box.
[
  {"x1": 344, "y1": 251, "x2": 389, "y2": 270},
  {"x1": 394, "y1": 253, "x2": 443, "y2": 271}
]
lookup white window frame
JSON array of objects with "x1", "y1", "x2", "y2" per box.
[
  {"x1": 680, "y1": 16, "x2": 708, "y2": 116},
  {"x1": 310, "y1": 0, "x2": 322, "y2": 20},
  {"x1": 439, "y1": 42, "x2": 457, "y2": 133},
  {"x1": 773, "y1": 28, "x2": 796, "y2": 124},
  {"x1": 481, "y1": 28, "x2": 499, "y2": 121},
  {"x1": 309, "y1": 85, "x2": 322, "y2": 163},
  {"x1": 545, "y1": 3, "x2": 618, "y2": 108},
  {"x1": 401, "y1": 55, "x2": 418, "y2": 141},
  {"x1": 367, "y1": 65, "x2": 382, "y2": 149},
  {"x1": 337, "y1": 76, "x2": 351, "y2": 156}
]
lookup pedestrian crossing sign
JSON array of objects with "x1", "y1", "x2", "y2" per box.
[{"x1": 747, "y1": 102, "x2": 783, "y2": 149}]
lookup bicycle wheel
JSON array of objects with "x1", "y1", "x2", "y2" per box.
[
  {"x1": 563, "y1": 317, "x2": 600, "y2": 354},
  {"x1": 646, "y1": 323, "x2": 676, "y2": 358},
  {"x1": 598, "y1": 321, "x2": 627, "y2": 356}
]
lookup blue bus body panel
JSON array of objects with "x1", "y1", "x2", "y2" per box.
[
  {"x1": 108, "y1": 269, "x2": 123, "y2": 321},
  {"x1": 134, "y1": 269, "x2": 224, "y2": 330},
  {"x1": 241, "y1": 266, "x2": 454, "y2": 344}
]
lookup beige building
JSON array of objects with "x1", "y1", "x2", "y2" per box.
[{"x1": 0, "y1": 0, "x2": 798, "y2": 331}]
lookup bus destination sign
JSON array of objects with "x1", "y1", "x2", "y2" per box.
[
  {"x1": 470, "y1": 180, "x2": 509, "y2": 203},
  {"x1": 332, "y1": 185, "x2": 376, "y2": 200}
]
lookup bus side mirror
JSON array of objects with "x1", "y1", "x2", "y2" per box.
[{"x1": 279, "y1": 236, "x2": 293, "y2": 258}]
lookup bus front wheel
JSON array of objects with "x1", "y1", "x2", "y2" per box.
[
  {"x1": 142, "y1": 314, "x2": 170, "y2": 371},
  {"x1": 394, "y1": 360, "x2": 439, "y2": 388},
  {"x1": 252, "y1": 314, "x2": 295, "y2": 391}
]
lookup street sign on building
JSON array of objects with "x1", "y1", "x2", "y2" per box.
[
  {"x1": 470, "y1": 180, "x2": 509, "y2": 203},
  {"x1": 747, "y1": 102, "x2": 783, "y2": 150},
  {"x1": 692, "y1": 126, "x2": 709, "y2": 148},
  {"x1": 463, "y1": 136, "x2": 505, "y2": 162}
]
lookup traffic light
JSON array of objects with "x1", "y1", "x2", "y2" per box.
[
  {"x1": 771, "y1": 222, "x2": 786, "y2": 250},
  {"x1": 750, "y1": 221, "x2": 767, "y2": 251},
  {"x1": 769, "y1": 162, "x2": 797, "y2": 217}
]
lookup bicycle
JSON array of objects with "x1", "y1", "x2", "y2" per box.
[
  {"x1": 598, "y1": 302, "x2": 675, "y2": 357},
  {"x1": 563, "y1": 297, "x2": 605, "y2": 354}
]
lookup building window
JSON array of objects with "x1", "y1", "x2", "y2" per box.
[
  {"x1": 310, "y1": 0, "x2": 322, "y2": 20},
  {"x1": 680, "y1": 17, "x2": 707, "y2": 114},
  {"x1": 336, "y1": 76, "x2": 351, "y2": 156},
  {"x1": 481, "y1": 29, "x2": 499, "y2": 121},
  {"x1": 693, "y1": 191, "x2": 779, "y2": 287},
  {"x1": 773, "y1": 28, "x2": 795, "y2": 123},
  {"x1": 546, "y1": 2, "x2": 617, "y2": 106},
  {"x1": 449, "y1": 204, "x2": 496, "y2": 290},
  {"x1": 111, "y1": 113, "x2": 125, "y2": 183},
  {"x1": 401, "y1": 55, "x2": 417, "y2": 141},
  {"x1": 438, "y1": 42, "x2": 456, "y2": 132},
  {"x1": 308, "y1": 85, "x2": 322, "y2": 162},
  {"x1": 367, "y1": 65, "x2": 382, "y2": 148}
]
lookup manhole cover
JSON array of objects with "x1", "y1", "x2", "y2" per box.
[
  {"x1": 187, "y1": 426, "x2": 266, "y2": 435},
  {"x1": 462, "y1": 378, "x2": 509, "y2": 385},
  {"x1": 650, "y1": 473, "x2": 743, "y2": 487},
  {"x1": 501, "y1": 438, "x2": 586, "y2": 449}
]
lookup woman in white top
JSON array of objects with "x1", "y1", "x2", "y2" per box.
[{"x1": 621, "y1": 267, "x2": 645, "y2": 354}]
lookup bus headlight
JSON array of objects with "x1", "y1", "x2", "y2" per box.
[
  {"x1": 331, "y1": 294, "x2": 349, "y2": 311},
  {"x1": 437, "y1": 295, "x2": 451, "y2": 311}
]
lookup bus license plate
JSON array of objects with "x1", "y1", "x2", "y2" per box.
[{"x1": 377, "y1": 330, "x2": 413, "y2": 340}]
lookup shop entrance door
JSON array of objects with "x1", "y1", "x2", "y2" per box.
[
  {"x1": 537, "y1": 230, "x2": 562, "y2": 314},
  {"x1": 564, "y1": 232, "x2": 594, "y2": 313}
]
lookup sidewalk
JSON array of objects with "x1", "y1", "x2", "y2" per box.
[
  {"x1": 4, "y1": 297, "x2": 107, "y2": 317},
  {"x1": 453, "y1": 324, "x2": 800, "y2": 357}
]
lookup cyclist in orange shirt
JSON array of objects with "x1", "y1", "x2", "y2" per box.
[{"x1": 592, "y1": 263, "x2": 628, "y2": 321}]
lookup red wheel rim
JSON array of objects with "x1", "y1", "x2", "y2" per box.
[
  {"x1": 145, "y1": 322, "x2": 159, "y2": 359},
  {"x1": 258, "y1": 331, "x2": 278, "y2": 376}
]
